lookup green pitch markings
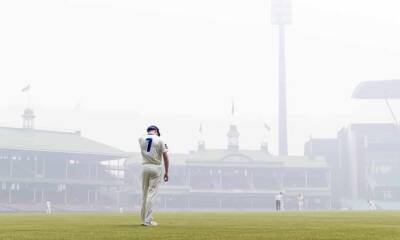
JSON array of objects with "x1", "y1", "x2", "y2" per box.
[{"x1": 0, "y1": 212, "x2": 399, "y2": 240}]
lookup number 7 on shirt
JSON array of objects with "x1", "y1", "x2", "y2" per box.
[{"x1": 145, "y1": 138, "x2": 153, "y2": 152}]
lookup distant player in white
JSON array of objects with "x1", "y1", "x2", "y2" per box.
[
  {"x1": 46, "y1": 200, "x2": 52, "y2": 214},
  {"x1": 275, "y1": 192, "x2": 283, "y2": 211},
  {"x1": 139, "y1": 125, "x2": 169, "y2": 226},
  {"x1": 297, "y1": 194, "x2": 304, "y2": 211},
  {"x1": 368, "y1": 199, "x2": 377, "y2": 211}
]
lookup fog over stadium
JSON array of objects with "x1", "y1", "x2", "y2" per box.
[
  {"x1": 2, "y1": 0, "x2": 400, "y2": 154},
  {"x1": 0, "y1": 0, "x2": 400, "y2": 213}
]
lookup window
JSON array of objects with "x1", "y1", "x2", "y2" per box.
[
  {"x1": 69, "y1": 160, "x2": 79, "y2": 164},
  {"x1": 11, "y1": 183, "x2": 20, "y2": 191},
  {"x1": 383, "y1": 191, "x2": 392, "y2": 200},
  {"x1": 57, "y1": 184, "x2": 66, "y2": 192},
  {"x1": 375, "y1": 165, "x2": 392, "y2": 174}
]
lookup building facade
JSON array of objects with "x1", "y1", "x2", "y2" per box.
[
  {"x1": 305, "y1": 123, "x2": 400, "y2": 209},
  {"x1": 338, "y1": 124, "x2": 400, "y2": 203}
]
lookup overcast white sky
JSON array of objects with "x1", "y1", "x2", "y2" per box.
[{"x1": 1, "y1": 0, "x2": 400, "y2": 155}]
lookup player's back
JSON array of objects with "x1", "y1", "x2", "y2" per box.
[
  {"x1": 138, "y1": 134, "x2": 167, "y2": 165},
  {"x1": 275, "y1": 194, "x2": 282, "y2": 201}
]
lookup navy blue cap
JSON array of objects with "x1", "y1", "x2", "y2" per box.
[{"x1": 147, "y1": 125, "x2": 160, "y2": 136}]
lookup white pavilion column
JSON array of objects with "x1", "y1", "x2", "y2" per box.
[
  {"x1": 64, "y1": 186, "x2": 67, "y2": 205},
  {"x1": 218, "y1": 169, "x2": 222, "y2": 189},
  {"x1": 305, "y1": 171, "x2": 309, "y2": 188},
  {"x1": 88, "y1": 162, "x2": 92, "y2": 179},
  {"x1": 65, "y1": 159, "x2": 69, "y2": 179},
  {"x1": 65, "y1": 159, "x2": 69, "y2": 205},
  {"x1": 34, "y1": 158, "x2": 38, "y2": 177},
  {"x1": 9, "y1": 158, "x2": 13, "y2": 177},
  {"x1": 187, "y1": 197, "x2": 191, "y2": 209},
  {"x1": 43, "y1": 158, "x2": 46, "y2": 177},
  {"x1": 95, "y1": 162, "x2": 98, "y2": 180},
  {"x1": 95, "y1": 162, "x2": 99, "y2": 205},
  {"x1": 249, "y1": 169, "x2": 255, "y2": 190},
  {"x1": 327, "y1": 171, "x2": 331, "y2": 188},
  {"x1": 279, "y1": 170, "x2": 284, "y2": 190},
  {"x1": 186, "y1": 169, "x2": 191, "y2": 186},
  {"x1": 95, "y1": 189, "x2": 98, "y2": 205},
  {"x1": 33, "y1": 188, "x2": 37, "y2": 203},
  {"x1": 8, "y1": 188, "x2": 11, "y2": 204},
  {"x1": 117, "y1": 189, "x2": 120, "y2": 207}
]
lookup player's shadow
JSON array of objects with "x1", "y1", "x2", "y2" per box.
[{"x1": 115, "y1": 224, "x2": 146, "y2": 228}]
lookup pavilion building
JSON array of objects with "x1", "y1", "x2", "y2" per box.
[
  {"x1": 125, "y1": 124, "x2": 332, "y2": 210},
  {"x1": 0, "y1": 108, "x2": 128, "y2": 211}
]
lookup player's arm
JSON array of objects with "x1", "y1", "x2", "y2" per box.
[
  {"x1": 163, "y1": 152, "x2": 169, "y2": 182},
  {"x1": 160, "y1": 141, "x2": 169, "y2": 182}
]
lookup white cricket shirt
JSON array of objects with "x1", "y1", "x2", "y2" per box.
[
  {"x1": 275, "y1": 194, "x2": 283, "y2": 201},
  {"x1": 138, "y1": 134, "x2": 168, "y2": 165}
]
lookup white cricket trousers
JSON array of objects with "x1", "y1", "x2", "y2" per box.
[{"x1": 141, "y1": 164, "x2": 162, "y2": 224}]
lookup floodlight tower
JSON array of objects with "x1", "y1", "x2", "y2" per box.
[{"x1": 271, "y1": 0, "x2": 292, "y2": 156}]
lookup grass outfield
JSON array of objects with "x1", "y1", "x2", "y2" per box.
[{"x1": 0, "y1": 212, "x2": 399, "y2": 240}]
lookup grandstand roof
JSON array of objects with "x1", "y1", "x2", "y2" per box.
[
  {"x1": 352, "y1": 80, "x2": 400, "y2": 99},
  {"x1": 0, "y1": 127, "x2": 128, "y2": 158}
]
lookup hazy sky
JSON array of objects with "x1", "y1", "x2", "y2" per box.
[{"x1": 1, "y1": 0, "x2": 400, "y2": 155}]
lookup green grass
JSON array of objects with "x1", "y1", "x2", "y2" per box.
[{"x1": 0, "y1": 212, "x2": 399, "y2": 240}]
